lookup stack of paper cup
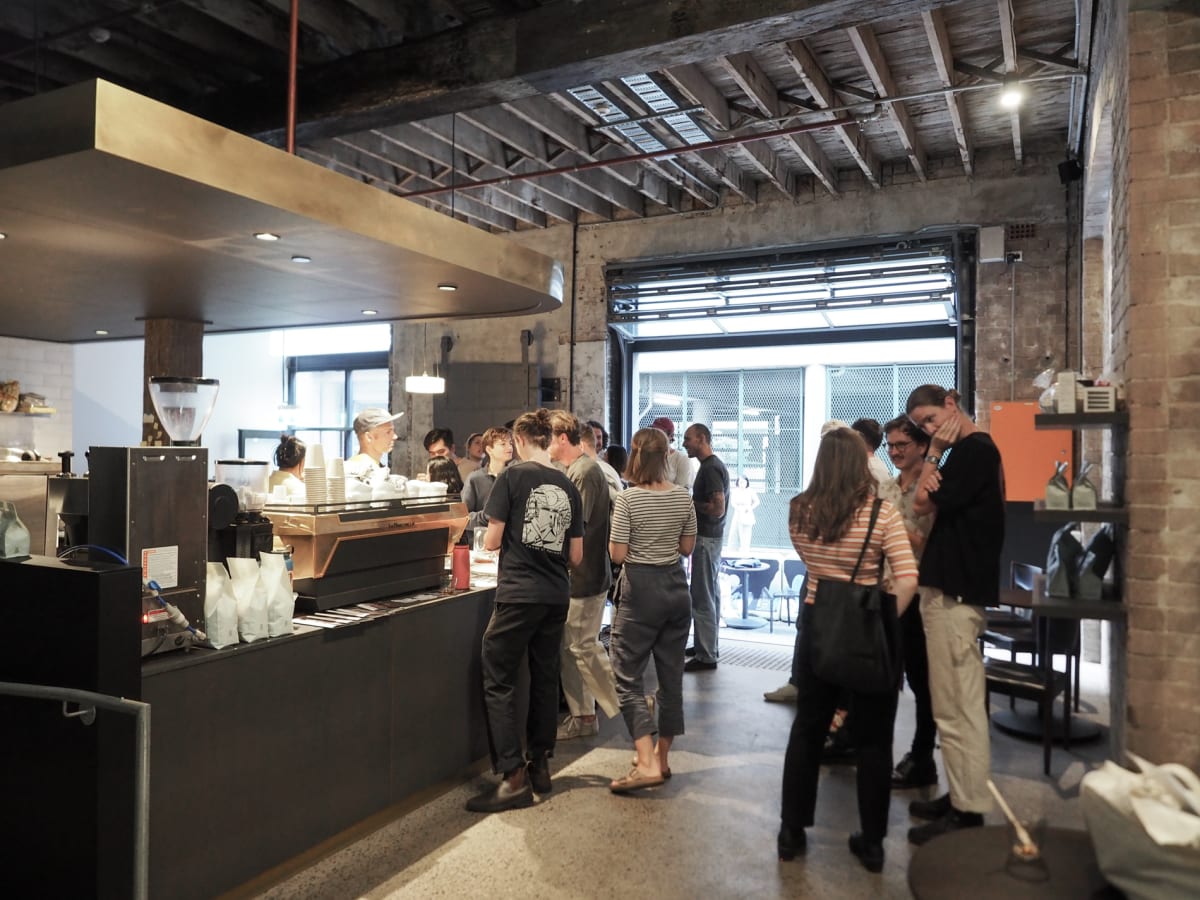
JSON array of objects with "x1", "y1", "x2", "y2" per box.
[
  {"x1": 303, "y1": 444, "x2": 327, "y2": 505},
  {"x1": 327, "y1": 458, "x2": 346, "y2": 503}
]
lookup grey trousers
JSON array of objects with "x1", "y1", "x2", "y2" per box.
[
  {"x1": 610, "y1": 562, "x2": 692, "y2": 741},
  {"x1": 689, "y1": 535, "x2": 723, "y2": 663}
]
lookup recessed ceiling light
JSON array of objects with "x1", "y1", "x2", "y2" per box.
[
  {"x1": 94, "y1": 329, "x2": 109, "y2": 336},
  {"x1": 254, "y1": 232, "x2": 280, "y2": 241},
  {"x1": 437, "y1": 283, "x2": 458, "y2": 292},
  {"x1": 361, "y1": 309, "x2": 378, "y2": 316},
  {"x1": 291, "y1": 254, "x2": 312, "y2": 263}
]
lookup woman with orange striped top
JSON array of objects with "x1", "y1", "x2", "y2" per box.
[{"x1": 777, "y1": 427, "x2": 918, "y2": 874}]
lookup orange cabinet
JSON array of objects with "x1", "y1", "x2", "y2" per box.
[{"x1": 989, "y1": 402, "x2": 1071, "y2": 502}]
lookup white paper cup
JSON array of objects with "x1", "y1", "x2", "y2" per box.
[{"x1": 307, "y1": 444, "x2": 326, "y2": 469}]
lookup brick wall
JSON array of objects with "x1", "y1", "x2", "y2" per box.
[
  {"x1": 1118, "y1": 4, "x2": 1200, "y2": 766},
  {"x1": 0, "y1": 336, "x2": 73, "y2": 460}
]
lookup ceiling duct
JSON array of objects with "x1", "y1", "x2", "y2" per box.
[{"x1": 0, "y1": 80, "x2": 564, "y2": 344}]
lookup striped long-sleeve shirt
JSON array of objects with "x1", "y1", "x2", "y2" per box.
[{"x1": 790, "y1": 499, "x2": 918, "y2": 604}]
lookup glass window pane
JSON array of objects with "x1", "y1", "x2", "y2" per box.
[
  {"x1": 293, "y1": 371, "x2": 346, "y2": 428},
  {"x1": 348, "y1": 369, "x2": 390, "y2": 416}
]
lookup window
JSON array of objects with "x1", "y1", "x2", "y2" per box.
[{"x1": 285, "y1": 352, "x2": 390, "y2": 459}]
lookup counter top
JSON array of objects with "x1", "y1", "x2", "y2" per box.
[{"x1": 142, "y1": 584, "x2": 495, "y2": 677}]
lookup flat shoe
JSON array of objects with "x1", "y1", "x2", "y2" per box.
[{"x1": 610, "y1": 766, "x2": 665, "y2": 793}]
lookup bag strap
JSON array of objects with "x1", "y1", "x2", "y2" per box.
[{"x1": 849, "y1": 498, "x2": 883, "y2": 582}]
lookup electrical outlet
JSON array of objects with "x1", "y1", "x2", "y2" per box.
[{"x1": 1005, "y1": 250, "x2": 1023, "y2": 263}]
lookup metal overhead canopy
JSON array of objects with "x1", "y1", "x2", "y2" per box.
[{"x1": 0, "y1": 80, "x2": 564, "y2": 344}]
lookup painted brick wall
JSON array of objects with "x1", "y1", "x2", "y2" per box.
[
  {"x1": 1120, "y1": 4, "x2": 1200, "y2": 766},
  {"x1": 0, "y1": 336, "x2": 73, "y2": 460}
]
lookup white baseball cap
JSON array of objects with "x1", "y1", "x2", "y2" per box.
[{"x1": 353, "y1": 407, "x2": 404, "y2": 434}]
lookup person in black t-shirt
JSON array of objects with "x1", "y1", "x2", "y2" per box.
[
  {"x1": 466, "y1": 409, "x2": 583, "y2": 814},
  {"x1": 904, "y1": 385, "x2": 1006, "y2": 846}
]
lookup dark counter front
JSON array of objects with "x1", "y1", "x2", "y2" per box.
[{"x1": 141, "y1": 587, "x2": 495, "y2": 900}]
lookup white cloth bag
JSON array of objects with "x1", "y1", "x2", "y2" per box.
[{"x1": 1080, "y1": 752, "x2": 1200, "y2": 900}]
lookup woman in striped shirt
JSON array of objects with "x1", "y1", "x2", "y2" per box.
[
  {"x1": 607, "y1": 427, "x2": 697, "y2": 793},
  {"x1": 778, "y1": 427, "x2": 918, "y2": 873}
]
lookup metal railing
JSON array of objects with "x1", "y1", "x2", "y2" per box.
[{"x1": 0, "y1": 681, "x2": 150, "y2": 900}]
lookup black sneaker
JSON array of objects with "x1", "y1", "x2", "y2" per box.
[
  {"x1": 684, "y1": 646, "x2": 697, "y2": 658},
  {"x1": 683, "y1": 658, "x2": 717, "y2": 671},
  {"x1": 527, "y1": 756, "x2": 552, "y2": 796},
  {"x1": 821, "y1": 731, "x2": 857, "y2": 764},
  {"x1": 777, "y1": 825, "x2": 806, "y2": 861},
  {"x1": 892, "y1": 753, "x2": 938, "y2": 789},
  {"x1": 848, "y1": 832, "x2": 885, "y2": 872},
  {"x1": 908, "y1": 792, "x2": 952, "y2": 820},
  {"x1": 907, "y1": 808, "x2": 984, "y2": 845},
  {"x1": 466, "y1": 775, "x2": 533, "y2": 813}
]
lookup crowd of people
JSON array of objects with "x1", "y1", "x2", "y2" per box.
[{"x1": 276, "y1": 384, "x2": 1005, "y2": 874}]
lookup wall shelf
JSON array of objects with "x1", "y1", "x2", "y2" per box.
[
  {"x1": 1034, "y1": 411, "x2": 1128, "y2": 429},
  {"x1": 1032, "y1": 501, "x2": 1129, "y2": 525}
]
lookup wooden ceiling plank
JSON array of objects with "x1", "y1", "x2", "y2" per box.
[
  {"x1": 782, "y1": 39, "x2": 881, "y2": 188},
  {"x1": 187, "y1": 0, "x2": 338, "y2": 63},
  {"x1": 733, "y1": 138, "x2": 794, "y2": 200},
  {"x1": 461, "y1": 105, "x2": 632, "y2": 216},
  {"x1": 407, "y1": 118, "x2": 580, "y2": 224},
  {"x1": 257, "y1": 0, "x2": 382, "y2": 57},
  {"x1": 130, "y1": 0, "x2": 287, "y2": 79},
  {"x1": 662, "y1": 63, "x2": 731, "y2": 131},
  {"x1": 720, "y1": 51, "x2": 837, "y2": 195},
  {"x1": 221, "y1": 0, "x2": 965, "y2": 145},
  {"x1": 921, "y1": 9, "x2": 974, "y2": 176},
  {"x1": 846, "y1": 24, "x2": 928, "y2": 181},
  {"x1": 505, "y1": 96, "x2": 664, "y2": 212},
  {"x1": 365, "y1": 125, "x2": 549, "y2": 227},
  {"x1": 997, "y1": 0, "x2": 1023, "y2": 164},
  {"x1": 688, "y1": 149, "x2": 755, "y2": 202},
  {"x1": 306, "y1": 140, "x2": 517, "y2": 231}
]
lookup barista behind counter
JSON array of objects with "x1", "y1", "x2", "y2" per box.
[
  {"x1": 269, "y1": 434, "x2": 306, "y2": 499},
  {"x1": 345, "y1": 408, "x2": 404, "y2": 484}
]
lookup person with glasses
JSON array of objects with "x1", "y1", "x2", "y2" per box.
[{"x1": 882, "y1": 417, "x2": 939, "y2": 790}]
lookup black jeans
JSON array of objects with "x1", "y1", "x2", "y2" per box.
[
  {"x1": 900, "y1": 598, "x2": 937, "y2": 759},
  {"x1": 780, "y1": 604, "x2": 900, "y2": 842},
  {"x1": 480, "y1": 601, "x2": 569, "y2": 776}
]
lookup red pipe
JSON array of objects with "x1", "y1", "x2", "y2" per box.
[
  {"x1": 287, "y1": 0, "x2": 299, "y2": 154},
  {"x1": 399, "y1": 114, "x2": 857, "y2": 199}
]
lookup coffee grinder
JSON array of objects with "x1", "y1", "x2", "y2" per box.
[
  {"x1": 89, "y1": 376, "x2": 220, "y2": 655},
  {"x1": 210, "y1": 459, "x2": 274, "y2": 564}
]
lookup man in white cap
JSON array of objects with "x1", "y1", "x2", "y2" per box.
[{"x1": 346, "y1": 407, "x2": 403, "y2": 482}]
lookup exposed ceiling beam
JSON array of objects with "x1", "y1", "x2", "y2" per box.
[
  {"x1": 662, "y1": 63, "x2": 732, "y2": 131},
  {"x1": 921, "y1": 9, "x2": 974, "y2": 176},
  {"x1": 210, "y1": 0, "x2": 959, "y2": 144},
  {"x1": 846, "y1": 24, "x2": 928, "y2": 181},
  {"x1": 462, "y1": 104, "x2": 635, "y2": 215},
  {"x1": 257, "y1": 0, "x2": 380, "y2": 57},
  {"x1": 997, "y1": 0, "x2": 1023, "y2": 164},
  {"x1": 186, "y1": 0, "x2": 338, "y2": 63},
  {"x1": 720, "y1": 51, "x2": 838, "y2": 195},
  {"x1": 782, "y1": 39, "x2": 881, "y2": 188}
]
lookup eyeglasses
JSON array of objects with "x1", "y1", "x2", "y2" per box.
[{"x1": 885, "y1": 440, "x2": 913, "y2": 451}]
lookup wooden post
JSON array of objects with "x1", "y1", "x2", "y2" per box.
[{"x1": 142, "y1": 319, "x2": 204, "y2": 446}]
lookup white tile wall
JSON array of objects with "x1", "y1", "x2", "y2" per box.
[{"x1": 0, "y1": 336, "x2": 73, "y2": 459}]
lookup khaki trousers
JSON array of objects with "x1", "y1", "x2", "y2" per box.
[
  {"x1": 920, "y1": 588, "x2": 992, "y2": 814},
  {"x1": 560, "y1": 591, "x2": 620, "y2": 718}
]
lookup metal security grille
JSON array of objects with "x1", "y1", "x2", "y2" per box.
[
  {"x1": 827, "y1": 362, "x2": 956, "y2": 472},
  {"x1": 607, "y1": 236, "x2": 957, "y2": 336},
  {"x1": 637, "y1": 368, "x2": 804, "y2": 550}
]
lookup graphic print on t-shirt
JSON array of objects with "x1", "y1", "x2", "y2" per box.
[{"x1": 521, "y1": 483, "x2": 573, "y2": 554}]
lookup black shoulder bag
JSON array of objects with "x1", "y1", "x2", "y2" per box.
[{"x1": 807, "y1": 499, "x2": 901, "y2": 695}]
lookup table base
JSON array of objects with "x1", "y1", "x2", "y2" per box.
[
  {"x1": 992, "y1": 708, "x2": 1103, "y2": 743},
  {"x1": 725, "y1": 615, "x2": 767, "y2": 630}
]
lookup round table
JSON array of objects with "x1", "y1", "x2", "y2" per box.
[
  {"x1": 721, "y1": 560, "x2": 768, "y2": 629},
  {"x1": 908, "y1": 825, "x2": 1116, "y2": 900}
]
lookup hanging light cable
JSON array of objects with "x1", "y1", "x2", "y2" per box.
[{"x1": 405, "y1": 323, "x2": 445, "y2": 394}]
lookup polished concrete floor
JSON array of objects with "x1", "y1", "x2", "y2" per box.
[{"x1": 251, "y1": 637, "x2": 1112, "y2": 900}]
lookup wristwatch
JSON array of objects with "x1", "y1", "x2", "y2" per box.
[{"x1": 925, "y1": 454, "x2": 941, "y2": 464}]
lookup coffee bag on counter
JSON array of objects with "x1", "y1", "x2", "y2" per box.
[
  {"x1": 204, "y1": 562, "x2": 240, "y2": 649},
  {"x1": 259, "y1": 551, "x2": 296, "y2": 637},
  {"x1": 228, "y1": 556, "x2": 268, "y2": 643}
]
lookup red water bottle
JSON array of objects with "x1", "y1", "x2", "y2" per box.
[{"x1": 452, "y1": 543, "x2": 470, "y2": 590}]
